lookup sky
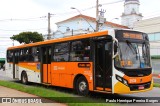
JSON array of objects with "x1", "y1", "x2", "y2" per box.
[{"x1": 0, "y1": 0, "x2": 160, "y2": 58}]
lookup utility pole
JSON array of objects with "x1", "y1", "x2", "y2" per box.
[
  {"x1": 96, "y1": 0, "x2": 99, "y2": 32},
  {"x1": 48, "y1": 12, "x2": 51, "y2": 40},
  {"x1": 96, "y1": 0, "x2": 106, "y2": 32}
]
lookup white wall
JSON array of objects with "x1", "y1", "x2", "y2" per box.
[
  {"x1": 134, "y1": 16, "x2": 160, "y2": 33},
  {"x1": 133, "y1": 16, "x2": 160, "y2": 56}
]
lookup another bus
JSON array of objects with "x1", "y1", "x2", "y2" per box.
[{"x1": 6, "y1": 29, "x2": 153, "y2": 95}]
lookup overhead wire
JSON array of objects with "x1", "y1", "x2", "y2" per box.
[
  {"x1": 53, "y1": 0, "x2": 125, "y2": 16},
  {"x1": 0, "y1": 28, "x2": 47, "y2": 32},
  {"x1": 0, "y1": 0, "x2": 159, "y2": 32},
  {"x1": 0, "y1": 16, "x2": 47, "y2": 22},
  {"x1": 0, "y1": 0, "x2": 126, "y2": 23}
]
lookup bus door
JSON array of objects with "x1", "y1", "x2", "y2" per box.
[
  {"x1": 13, "y1": 50, "x2": 19, "y2": 79},
  {"x1": 41, "y1": 46, "x2": 52, "y2": 84},
  {"x1": 94, "y1": 40, "x2": 112, "y2": 91}
]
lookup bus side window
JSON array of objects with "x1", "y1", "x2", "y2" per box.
[
  {"x1": 15, "y1": 50, "x2": 19, "y2": 63},
  {"x1": 70, "y1": 39, "x2": 90, "y2": 61},
  {"x1": 28, "y1": 48, "x2": 34, "y2": 61},
  {"x1": 19, "y1": 48, "x2": 28, "y2": 62},
  {"x1": 32, "y1": 47, "x2": 40, "y2": 62},
  {"x1": 53, "y1": 43, "x2": 69, "y2": 62},
  {"x1": 7, "y1": 50, "x2": 13, "y2": 62}
]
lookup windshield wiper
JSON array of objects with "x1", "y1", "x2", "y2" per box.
[
  {"x1": 117, "y1": 43, "x2": 123, "y2": 60},
  {"x1": 143, "y1": 42, "x2": 150, "y2": 66},
  {"x1": 126, "y1": 40, "x2": 145, "y2": 68},
  {"x1": 126, "y1": 40, "x2": 138, "y2": 60}
]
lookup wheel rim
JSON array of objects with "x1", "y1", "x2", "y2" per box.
[
  {"x1": 22, "y1": 75, "x2": 26, "y2": 83},
  {"x1": 79, "y1": 81, "x2": 87, "y2": 92}
]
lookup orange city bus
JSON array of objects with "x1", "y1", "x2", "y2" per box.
[{"x1": 6, "y1": 29, "x2": 153, "y2": 95}]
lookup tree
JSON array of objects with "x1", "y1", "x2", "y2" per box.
[{"x1": 10, "y1": 31, "x2": 44, "y2": 44}]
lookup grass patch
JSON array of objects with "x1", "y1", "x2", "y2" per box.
[
  {"x1": 151, "y1": 55, "x2": 160, "y2": 59},
  {"x1": 153, "y1": 83, "x2": 160, "y2": 88},
  {"x1": 0, "y1": 80, "x2": 112, "y2": 106}
]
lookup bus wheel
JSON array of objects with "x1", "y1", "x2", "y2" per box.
[
  {"x1": 21, "y1": 72, "x2": 28, "y2": 84},
  {"x1": 75, "y1": 76, "x2": 89, "y2": 96}
]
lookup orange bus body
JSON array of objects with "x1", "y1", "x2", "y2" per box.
[{"x1": 6, "y1": 30, "x2": 153, "y2": 95}]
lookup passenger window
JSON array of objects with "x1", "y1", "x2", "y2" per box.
[
  {"x1": 19, "y1": 49, "x2": 28, "y2": 62},
  {"x1": 31, "y1": 47, "x2": 40, "y2": 62},
  {"x1": 70, "y1": 39, "x2": 90, "y2": 61},
  {"x1": 28, "y1": 47, "x2": 40, "y2": 62},
  {"x1": 15, "y1": 50, "x2": 19, "y2": 63},
  {"x1": 7, "y1": 51, "x2": 14, "y2": 62},
  {"x1": 53, "y1": 42, "x2": 69, "y2": 61}
]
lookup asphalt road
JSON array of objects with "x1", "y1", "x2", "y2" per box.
[
  {"x1": 0, "y1": 69, "x2": 13, "y2": 81},
  {"x1": 0, "y1": 69, "x2": 160, "y2": 106}
]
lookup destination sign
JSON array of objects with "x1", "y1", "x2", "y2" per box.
[{"x1": 123, "y1": 32, "x2": 143, "y2": 40}]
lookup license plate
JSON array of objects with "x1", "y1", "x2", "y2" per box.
[{"x1": 138, "y1": 86, "x2": 144, "y2": 90}]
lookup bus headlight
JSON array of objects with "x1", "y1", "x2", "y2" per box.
[
  {"x1": 116, "y1": 75, "x2": 128, "y2": 86},
  {"x1": 116, "y1": 75, "x2": 123, "y2": 82},
  {"x1": 123, "y1": 79, "x2": 128, "y2": 86}
]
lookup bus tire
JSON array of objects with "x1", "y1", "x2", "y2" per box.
[
  {"x1": 21, "y1": 72, "x2": 28, "y2": 85},
  {"x1": 75, "y1": 76, "x2": 89, "y2": 96}
]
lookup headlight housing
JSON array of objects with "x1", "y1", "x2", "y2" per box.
[{"x1": 116, "y1": 75, "x2": 128, "y2": 86}]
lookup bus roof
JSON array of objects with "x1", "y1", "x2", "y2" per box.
[{"x1": 7, "y1": 30, "x2": 109, "y2": 50}]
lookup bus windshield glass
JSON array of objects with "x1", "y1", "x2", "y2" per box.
[{"x1": 115, "y1": 41, "x2": 151, "y2": 69}]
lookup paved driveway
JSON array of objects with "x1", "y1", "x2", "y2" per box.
[
  {"x1": 0, "y1": 86, "x2": 66, "y2": 106},
  {"x1": 0, "y1": 69, "x2": 13, "y2": 81}
]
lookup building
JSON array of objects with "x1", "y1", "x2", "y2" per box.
[
  {"x1": 121, "y1": 0, "x2": 142, "y2": 28},
  {"x1": 134, "y1": 16, "x2": 160, "y2": 56},
  {"x1": 51, "y1": 14, "x2": 128, "y2": 39},
  {"x1": 133, "y1": 16, "x2": 160, "y2": 36},
  {"x1": 133, "y1": 16, "x2": 160, "y2": 75}
]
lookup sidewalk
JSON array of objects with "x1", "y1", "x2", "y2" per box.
[
  {"x1": 0, "y1": 86, "x2": 67, "y2": 106},
  {"x1": 153, "y1": 73, "x2": 160, "y2": 84},
  {"x1": 153, "y1": 73, "x2": 160, "y2": 78}
]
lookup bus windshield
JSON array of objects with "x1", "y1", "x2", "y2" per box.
[{"x1": 115, "y1": 41, "x2": 151, "y2": 69}]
